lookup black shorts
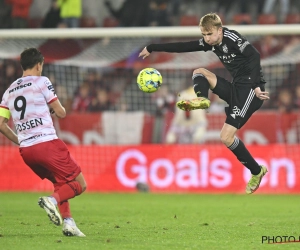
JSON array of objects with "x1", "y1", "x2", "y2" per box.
[{"x1": 212, "y1": 76, "x2": 264, "y2": 129}]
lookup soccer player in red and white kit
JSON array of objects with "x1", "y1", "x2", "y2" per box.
[{"x1": 0, "y1": 48, "x2": 87, "y2": 237}]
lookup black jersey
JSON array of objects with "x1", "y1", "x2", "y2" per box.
[{"x1": 147, "y1": 27, "x2": 266, "y2": 89}]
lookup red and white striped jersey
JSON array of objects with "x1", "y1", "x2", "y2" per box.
[{"x1": 0, "y1": 75, "x2": 58, "y2": 147}]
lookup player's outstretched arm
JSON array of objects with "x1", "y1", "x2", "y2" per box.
[
  {"x1": 139, "y1": 47, "x2": 151, "y2": 59},
  {"x1": 0, "y1": 116, "x2": 19, "y2": 145},
  {"x1": 254, "y1": 87, "x2": 270, "y2": 100},
  {"x1": 49, "y1": 99, "x2": 66, "y2": 118}
]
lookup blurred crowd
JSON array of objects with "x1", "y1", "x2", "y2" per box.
[
  {"x1": 1, "y1": 58, "x2": 299, "y2": 116},
  {"x1": 0, "y1": 0, "x2": 300, "y2": 144},
  {"x1": 0, "y1": 0, "x2": 299, "y2": 115},
  {"x1": 0, "y1": 0, "x2": 299, "y2": 29}
]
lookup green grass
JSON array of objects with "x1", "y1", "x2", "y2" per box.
[{"x1": 0, "y1": 193, "x2": 299, "y2": 250}]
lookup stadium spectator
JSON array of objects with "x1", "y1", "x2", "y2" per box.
[
  {"x1": 88, "y1": 88, "x2": 112, "y2": 112},
  {"x1": 165, "y1": 86, "x2": 207, "y2": 144},
  {"x1": 263, "y1": 0, "x2": 290, "y2": 23},
  {"x1": 57, "y1": 0, "x2": 82, "y2": 28},
  {"x1": 0, "y1": 60, "x2": 19, "y2": 98},
  {"x1": 72, "y1": 82, "x2": 92, "y2": 112},
  {"x1": 210, "y1": 0, "x2": 239, "y2": 23},
  {"x1": 294, "y1": 85, "x2": 300, "y2": 109},
  {"x1": 139, "y1": 13, "x2": 269, "y2": 194},
  {"x1": 148, "y1": 0, "x2": 172, "y2": 26},
  {"x1": 84, "y1": 70, "x2": 109, "y2": 94},
  {"x1": 48, "y1": 73, "x2": 72, "y2": 113},
  {"x1": 169, "y1": 0, "x2": 182, "y2": 25},
  {"x1": 104, "y1": 0, "x2": 150, "y2": 27},
  {"x1": 41, "y1": 0, "x2": 62, "y2": 28},
  {"x1": 5, "y1": 0, "x2": 33, "y2": 28},
  {"x1": 154, "y1": 85, "x2": 175, "y2": 117},
  {"x1": 151, "y1": 84, "x2": 175, "y2": 143},
  {"x1": 255, "y1": 35, "x2": 283, "y2": 58},
  {"x1": 0, "y1": 60, "x2": 4, "y2": 98},
  {"x1": 117, "y1": 80, "x2": 153, "y2": 113},
  {"x1": 0, "y1": 0, "x2": 12, "y2": 28},
  {"x1": 213, "y1": 0, "x2": 237, "y2": 15},
  {"x1": 0, "y1": 48, "x2": 87, "y2": 237},
  {"x1": 239, "y1": 0, "x2": 265, "y2": 15},
  {"x1": 277, "y1": 88, "x2": 295, "y2": 113},
  {"x1": 232, "y1": 0, "x2": 265, "y2": 24},
  {"x1": 282, "y1": 35, "x2": 300, "y2": 54}
]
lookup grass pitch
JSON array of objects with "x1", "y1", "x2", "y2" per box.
[{"x1": 0, "y1": 193, "x2": 299, "y2": 250}]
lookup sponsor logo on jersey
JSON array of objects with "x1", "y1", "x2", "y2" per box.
[
  {"x1": 222, "y1": 44, "x2": 228, "y2": 53},
  {"x1": 199, "y1": 38, "x2": 204, "y2": 46},
  {"x1": 219, "y1": 53, "x2": 236, "y2": 64},
  {"x1": 44, "y1": 80, "x2": 51, "y2": 86},
  {"x1": 9, "y1": 82, "x2": 32, "y2": 94},
  {"x1": 15, "y1": 118, "x2": 43, "y2": 132},
  {"x1": 47, "y1": 84, "x2": 56, "y2": 95},
  {"x1": 17, "y1": 79, "x2": 23, "y2": 85}
]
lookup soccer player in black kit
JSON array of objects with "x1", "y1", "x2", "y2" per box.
[{"x1": 139, "y1": 13, "x2": 269, "y2": 194}]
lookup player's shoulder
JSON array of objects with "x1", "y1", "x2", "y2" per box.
[
  {"x1": 3, "y1": 78, "x2": 24, "y2": 95},
  {"x1": 1, "y1": 87, "x2": 10, "y2": 99},
  {"x1": 34, "y1": 76, "x2": 52, "y2": 87},
  {"x1": 222, "y1": 27, "x2": 244, "y2": 42}
]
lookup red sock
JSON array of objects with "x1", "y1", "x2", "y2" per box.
[
  {"x1": 58, "y1": 201, "x2": 72, "y2": 219},
  {"x1": 53, "y1": 183, "x2": 72, "y2": 218},
  {"x1": 52, "y1": 181, "x2": 83, "y2": 203}
]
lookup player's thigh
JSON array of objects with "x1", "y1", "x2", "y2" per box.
[
  {"x1": 44, "y1": 139, "x2": 82, "y2": 183},
  {"x1": 225, "y1": 87, "x2": 263, "y2": 129},
  {"x1": 193, "y1": 68, "x2": 217, "y2": 89},
  {"x1": 211, "y1": 76, "x2": 232, "y2": 103},
  {"x1": 27, "y1": 139, "x2": 82, "y2": 184},
  {"x1": 238, "y1": 95, "x2": 263, "y2": 128},
  {"x1": 20, "y1": 147, "x2": 56, "y2": 182}
]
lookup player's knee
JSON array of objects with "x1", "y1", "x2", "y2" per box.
[
  {"x1": 220, "y1": 133, "x2": 232, "y2": 147},
  {"x1": 193, "y1": 68, "x2": 206, "y2": 76},
  {"x1": 75, "y1": 173, "x2": 87, "y2": 193},
  {"x1": 81, "y1": 181, "x2": 87, "y2": 193}
]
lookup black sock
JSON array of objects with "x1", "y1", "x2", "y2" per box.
[
  {"x1": 193, "y1": 73, "x2": 209, "y2": 98},
  {"x1": 228, "y1": 137, "x2": 261, "y2": 175}
]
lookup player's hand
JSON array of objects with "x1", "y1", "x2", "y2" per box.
[
  {"x1": 139, "y1": 47, "x2": 150, "y2": 59},
  {"x1": 254, "y1": 87, "x2": 269, "y2": 100}
]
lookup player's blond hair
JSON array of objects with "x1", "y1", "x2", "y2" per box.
[{"x1": 199, "y1": 13, "x2": 222, "y2": 31}]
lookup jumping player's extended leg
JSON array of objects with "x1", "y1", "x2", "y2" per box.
[
  {"x1": 220, "y1": 123, "x2": 267, "y2": 194},
  {"x1": 176, "y1": 68, "x2": 217, "y2": 111}
]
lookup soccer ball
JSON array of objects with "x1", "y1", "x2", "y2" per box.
[{"x1": 136, "y1": 68, "x2": 162, "y2": 93}]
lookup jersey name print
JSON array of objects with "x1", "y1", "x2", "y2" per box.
[{"x1": 0, "y1": 75, "x2": 58, "y2": 146}]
